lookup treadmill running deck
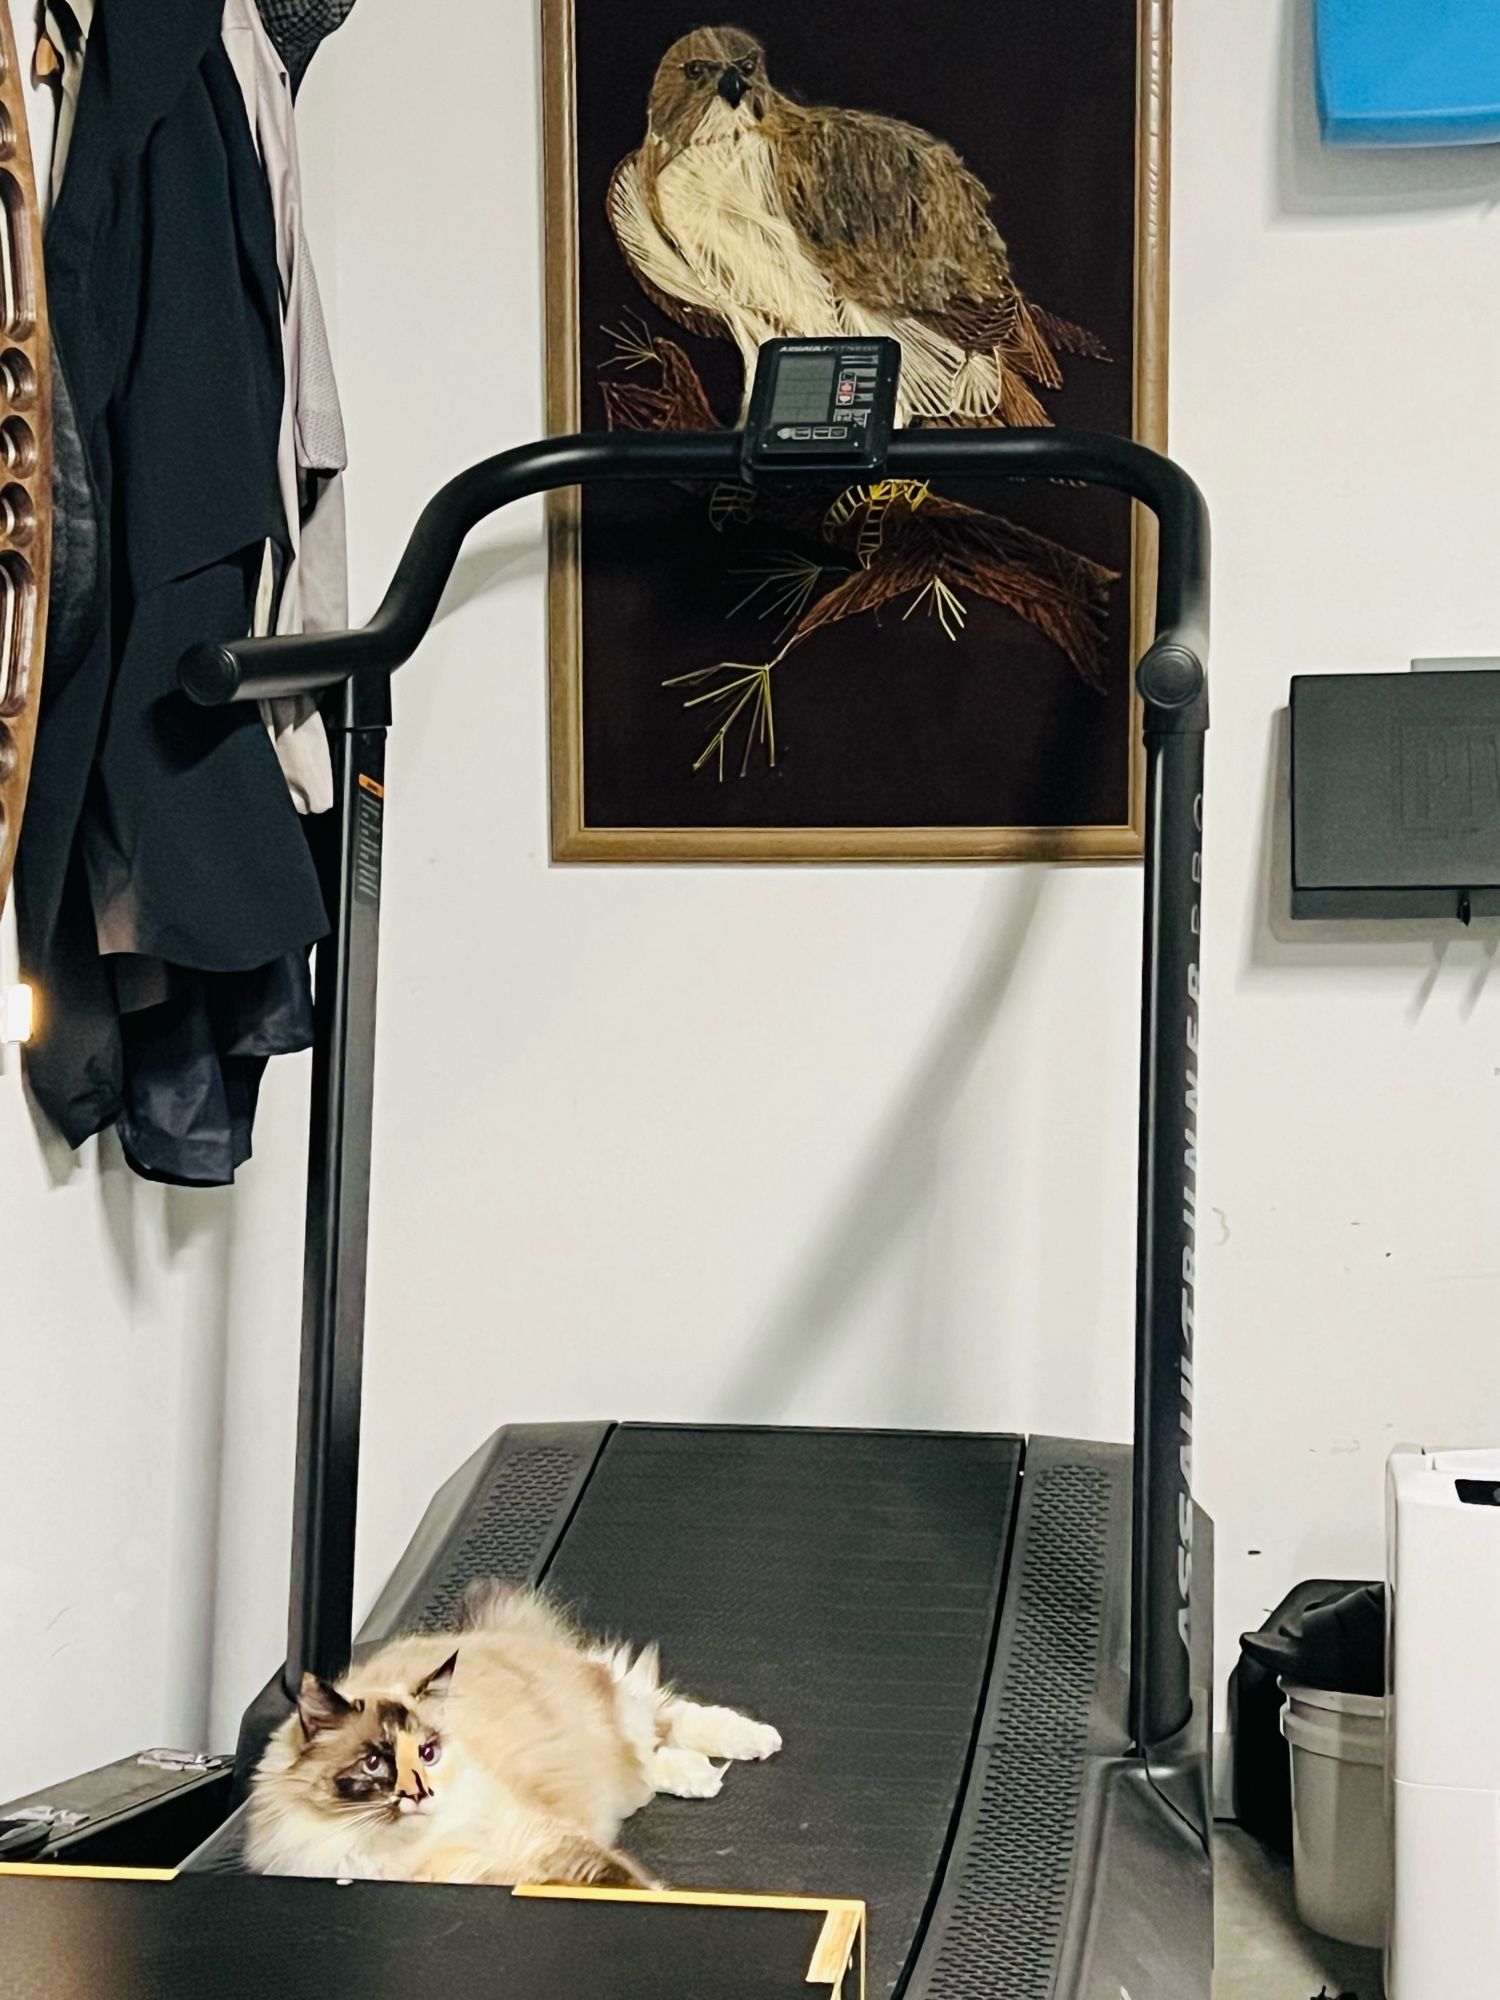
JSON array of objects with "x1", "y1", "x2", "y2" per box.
[
  {"x1": 188, "y1": 1424, "x2": 1210, "y2": 2000},
  {"x1": 540, "y1": 1426, "x2": 1021, "y2": 1969}
]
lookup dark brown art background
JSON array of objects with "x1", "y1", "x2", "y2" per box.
[{"x1": 569, "y1": 0, "x2": 1142, "y2": 832}]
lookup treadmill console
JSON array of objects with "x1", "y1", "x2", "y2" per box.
[{"x1": 741, "y1": 337, "x2": 900, "y2": 482}]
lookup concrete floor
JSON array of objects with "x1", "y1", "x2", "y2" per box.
[{"x1": 1215, "y1": 1827, "x2": 1383, "y2": 1999}]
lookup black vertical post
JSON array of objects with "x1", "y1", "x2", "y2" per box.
[
  {"x1": 284, "y1": 666, "x2": 391, "y2": 1698},
  {"x1": 1130, "y1": 652, "x2": 1208, "y2": 1755}
]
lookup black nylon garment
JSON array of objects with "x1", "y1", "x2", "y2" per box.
[
  {"x1": 15, "y1": 0, "x2": 328, "y2": 1180},
  {"x1": 115, "y1": 953, "x2": 315, "y2": 1184}
]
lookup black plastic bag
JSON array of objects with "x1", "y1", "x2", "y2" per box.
[{"x1": 1230, "y1": 1579, "x2": 1384, "y2": 1852}]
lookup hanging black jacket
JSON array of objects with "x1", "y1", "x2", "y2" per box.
[{"x1": 16, "y1": 0, "x2": 328, "y2": 1175}]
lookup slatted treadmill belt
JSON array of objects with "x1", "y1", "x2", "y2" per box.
[{"x1": 540, "y1": 1426, "x2": 1021, "y2": 1999}]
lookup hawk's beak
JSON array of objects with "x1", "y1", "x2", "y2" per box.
[{"x1": 717, "y1": 66, "x2": 748, "y2": 109}]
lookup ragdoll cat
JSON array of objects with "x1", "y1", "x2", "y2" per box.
[{"x1": 246, "y1": 1583, "x2": 780, "y2": 1886}]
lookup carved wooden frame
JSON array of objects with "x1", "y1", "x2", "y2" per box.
[{"x1": 0, "y1": 9, "x2": 51, "y2": 914}]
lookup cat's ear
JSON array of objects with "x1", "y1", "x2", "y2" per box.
[
  {"x1": 296, "y1": 1673, "x2": 355, "y2": 1740},
  {"x1": 414, "y1": 1651, "x2": 458, "y2": 1700}
]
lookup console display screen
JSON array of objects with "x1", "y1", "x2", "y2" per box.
[{"x1": 769, "y1": 353, "x2": 837, "y2": 425}]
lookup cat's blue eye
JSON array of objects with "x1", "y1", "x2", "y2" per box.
[
  {"x1": 418, "y1": 1739, "x2": 441, "y2": 1766},
  {"x1": 362, "y1": 1751, "x2": 384, "y2": 1775}
]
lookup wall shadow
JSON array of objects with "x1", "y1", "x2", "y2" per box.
[
  {"x1": 711, "y1": 870, "x2": 1046, "y2": 1422},
  {"x1": 1275, "y1": 0, "x2": 1500, "y2": 221},
  {"x1": 1247, "y1": 706, "x2": 1497, "y2": 1010},
  {"x1": 432, "y1": 532, "x2": 545, "y2": 627}
]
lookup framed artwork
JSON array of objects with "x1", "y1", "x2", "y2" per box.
[{"x1": 543, "y1": 0, "x2": 1169, "y2": 861}]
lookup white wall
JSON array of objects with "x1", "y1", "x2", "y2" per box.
[
  {"x1": 1177, "y1": 0, "x2": 1500, "y2": 1685},
  {"x1": 0, "y1": 1045, "x2": 239, "y2": 1797},
  {"x1": 7, "y1": 0, "x2": 1500, "y2": 1798}
]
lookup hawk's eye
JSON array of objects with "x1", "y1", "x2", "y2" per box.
[
  {"x1": 739, "y1": 57, "x2": 757, "y2": 76},
  {"x1": 683, "y1": 60, "x2": 709, "y2": 82}
]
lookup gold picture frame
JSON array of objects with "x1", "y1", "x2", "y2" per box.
[{"x1": 543, "y1": 0, "x2": 1170, "y2": 863}]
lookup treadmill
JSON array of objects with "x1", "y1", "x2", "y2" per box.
[{"x1": 167, "y1": 338, "x2": 1212, "y2": 2000}]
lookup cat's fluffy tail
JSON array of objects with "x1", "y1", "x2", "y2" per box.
[
  {"x1": 601, "y1": 1638, "x2": 662, "y2": 1701},
  {"x1": 458, "y1": 1579, "x2": 668, "y2": 1712},
  {"x1": 457, "y1": 1578, "x2": 522, "y2": 1629},
  {"x1": 458, "y1": 1579, "x2": 577, "y2": 1642}
]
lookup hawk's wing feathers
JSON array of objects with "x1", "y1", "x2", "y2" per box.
[
  {"x1": 607, "y1": 156, "x2": 728, "y2": 346},
  {"x1": 771, "y1": 109, "x2": 1010, "y2": 317},
  {"x1": 770, "y1": 106, "x2": 1080, "y2": 401}
]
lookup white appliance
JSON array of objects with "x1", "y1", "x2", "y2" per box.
[{"x1": 1387, "y1": 1445, "x2": 1500, "y2": 1998}]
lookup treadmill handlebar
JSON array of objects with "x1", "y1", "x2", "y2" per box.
[
  {"x1": 199, "y1": 422, "x2": 1212, "y2": 1763},
  {"x1": 178, "y1": 428, "x2": 1209, "y2": 713}
]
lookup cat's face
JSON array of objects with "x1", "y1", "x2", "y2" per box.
[{"x1": 293, "y1": 1651, "x2": 456, "y2": 1826}]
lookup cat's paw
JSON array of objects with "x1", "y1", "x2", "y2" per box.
[
  {"x1": 652, "y1": 1747, "x2": 726, "y2": 1799},
  {"x1": 713, "y1": 1715, "x2": 782, "y2": 1762},
  {"x1": 661, "y1": 1699, "x2": 783, "y2": 1762}
]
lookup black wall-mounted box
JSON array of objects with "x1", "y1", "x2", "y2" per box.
[{"x1": 1291, "y1": 671, "x2": 1500, "y2": 921}]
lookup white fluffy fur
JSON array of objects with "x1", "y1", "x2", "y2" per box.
[
  {"x1": 609, "y1": 96, "x2": 1003, "y2": 423},
  {"x1": 246, "y1": 1588, "x2": 780, "y2": 1886}
]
